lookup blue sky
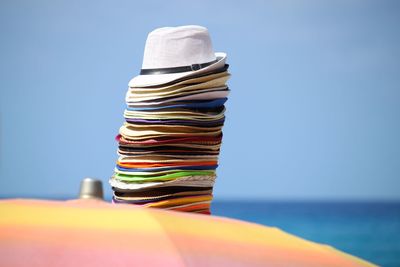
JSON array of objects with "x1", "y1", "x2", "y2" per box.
[{"x1": 1, "y1": 0, "x2": 399, "y2": 200}]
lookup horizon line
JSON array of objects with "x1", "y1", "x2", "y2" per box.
[{"x1": 1, "y1": 194, "x2": 400, "y2": 203}]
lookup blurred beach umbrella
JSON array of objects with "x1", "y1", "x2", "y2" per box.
[{"x1": 0, "y1": 199, "x2": 375, "y2": 267}]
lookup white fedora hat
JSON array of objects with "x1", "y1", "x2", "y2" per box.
[{"x1": 128, "y1": 25, "x2": 227, "y2": 88}]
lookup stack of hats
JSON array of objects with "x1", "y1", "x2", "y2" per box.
[{"x1": 110, "y1": 25, "x2": 230, "y2": 215}]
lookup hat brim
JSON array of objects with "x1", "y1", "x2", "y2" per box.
[{"x1": 128, "y1": 52, "x2": 227, "y2": 88}]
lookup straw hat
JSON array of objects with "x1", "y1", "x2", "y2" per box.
[{"x1": 129, "y1": 25, "x2": 227, "y2": 88}]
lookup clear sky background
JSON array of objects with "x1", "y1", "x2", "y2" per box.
[{"x1": 1, "y1": 0, "x2": 399, "y2": 200}]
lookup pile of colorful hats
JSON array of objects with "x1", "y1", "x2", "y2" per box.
[{"x1": 110, "y1": 25, "x2": 230, "y2": 214}]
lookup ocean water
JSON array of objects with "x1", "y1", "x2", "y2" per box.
[{"x1": 211, "y1": 201, "x2": 400, "y2": 267}]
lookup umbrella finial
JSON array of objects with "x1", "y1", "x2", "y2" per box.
[{"x1": 78, "y1": 178, "x2": 104, "y2": 200}]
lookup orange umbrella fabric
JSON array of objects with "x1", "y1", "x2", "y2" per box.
[{"x1": 0, "y1": 199, "x2": 376, "y2": 267}]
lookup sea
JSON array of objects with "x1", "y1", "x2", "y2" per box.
[{"x1": 212, "y1": 201, "x2": 400, "y2": 267}]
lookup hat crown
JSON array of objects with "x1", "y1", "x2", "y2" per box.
[{"x1": 141, "y1": 25, "x2": 217, "y2": 69}]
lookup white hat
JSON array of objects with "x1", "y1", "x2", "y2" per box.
[{"x1": 128, "y1": 25, "x2": 227, "y2": 88}]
